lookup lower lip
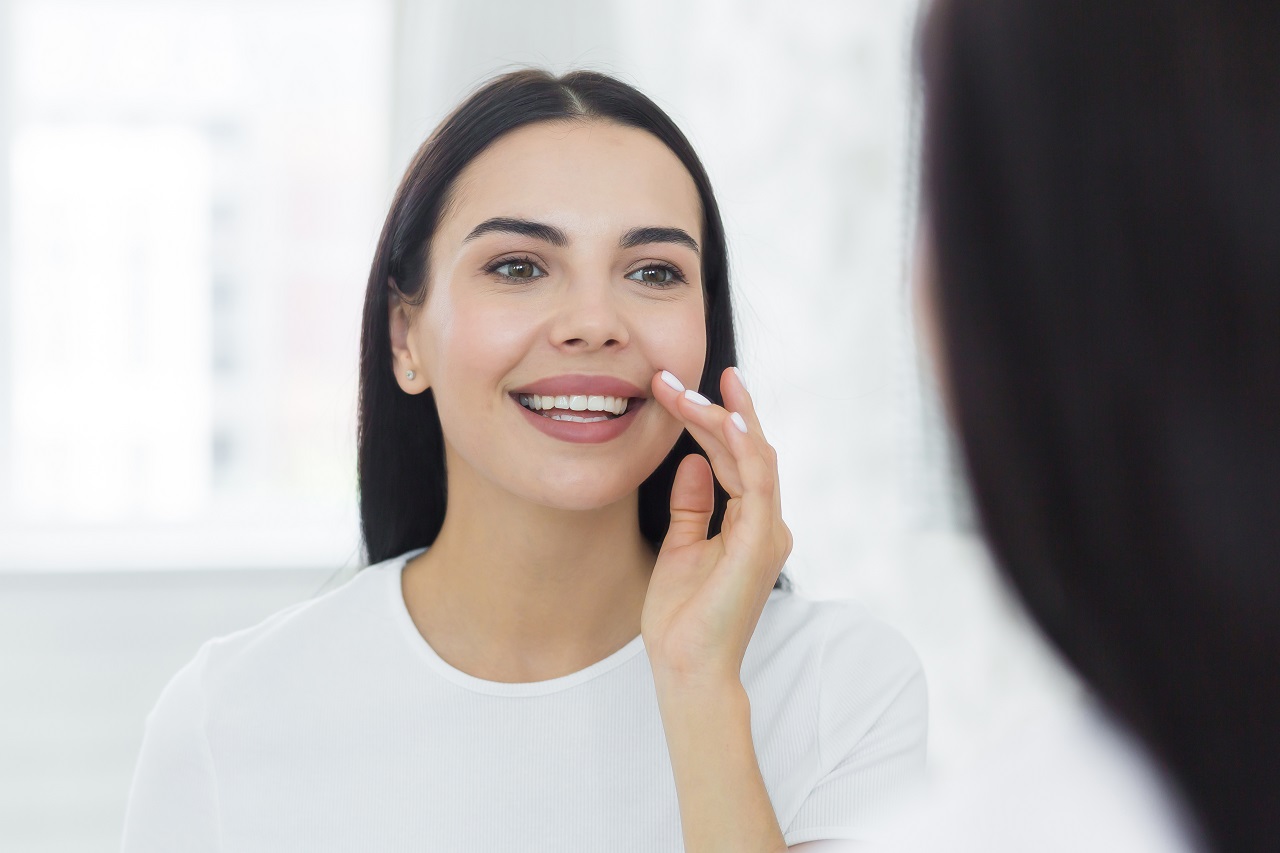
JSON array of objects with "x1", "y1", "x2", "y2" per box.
[{"x1": 513, "y1": 397, "x2": 645, "y2": 444}]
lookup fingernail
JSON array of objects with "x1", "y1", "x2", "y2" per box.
[
  {"x1": 684, "y1": 389, "x2": 712, "y2": 406},
  {"x1": 660, "y1": 370, "x2": 685, "y2": 393},
  {"x1": 731, "y1": 366, "x2": 745, "y2": 385},
  {"x1": 730, "y1": 412, "x2": 748, "y2": 434}
]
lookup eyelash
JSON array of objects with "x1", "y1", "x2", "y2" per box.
[
  {"x1": 627, "y1": 262, "x2": 687, "y2": 288},
  {"x1": 483, "y1": 256, "x2": 689, "y2": 288},
  {"x1": 485, "y1": 255, "x2": 546, "y2": 282}
]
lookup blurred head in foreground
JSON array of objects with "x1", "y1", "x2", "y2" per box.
[{"x1": 919, "y1": 1, "x2": 1280, "y2": 849}]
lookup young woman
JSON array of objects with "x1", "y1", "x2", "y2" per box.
[
  {"x1": 870, "y1": 1, "x2": 1279, "y2": 851},
  {"x1": 122, "y1": 70, "x2": 926, "y2": 852}
]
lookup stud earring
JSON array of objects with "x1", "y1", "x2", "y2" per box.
[{"x1": 405, "y1": 370, "x2": 415, "y2": 380}]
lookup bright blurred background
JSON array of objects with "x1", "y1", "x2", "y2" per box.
[{"x1": 0, "y1": 1, "x2": 1077, "y2": 850}]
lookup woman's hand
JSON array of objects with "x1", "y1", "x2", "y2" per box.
[
  {"x1": 641, "y1": 365, "x2": 793, "y2": 853},
  {"x1": 641, "y1": 366, "x2": 793, "y2": 690}
]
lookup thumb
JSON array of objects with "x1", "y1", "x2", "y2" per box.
[{"x1": 660, "y1": 454, "x2": 715, "y2": 555}]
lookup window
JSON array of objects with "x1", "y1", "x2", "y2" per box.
[{"x1": 2, "y1": 0, "x2": 392, "y2": 569}]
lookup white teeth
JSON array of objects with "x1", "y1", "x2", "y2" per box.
[
  {"x1": 518, "y1": 393, "x2": 632, "y2": 416},
  {"x1": 550, "y1": 414, "x2": 611, "y2": 423}
]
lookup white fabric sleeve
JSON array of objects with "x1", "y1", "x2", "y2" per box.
[
  {"x1": 121, "y1": 645, "x2": 221, "y2": 853},
  {"x1": 783, "y1": 605, "x2": 929, "y2": 846}
]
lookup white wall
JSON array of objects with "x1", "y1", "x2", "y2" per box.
[{"x1": 0, "y1": 0, "x2": 12, "y2": 511}]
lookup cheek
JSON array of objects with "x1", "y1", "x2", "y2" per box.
[
  {"x1": 425, "y1": 297, "x2": 532, "y2": 391},
  {"x1": 645, "y1": 299, "x2": 709, "y2": 381}
]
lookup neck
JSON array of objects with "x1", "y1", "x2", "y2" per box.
[{"x1": 402, "y1": 463, "x2": 656, "y2": 683}]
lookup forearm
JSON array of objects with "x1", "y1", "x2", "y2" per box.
[{"x1": 654, "y1": 675, "x2": 788, "y2": 853}]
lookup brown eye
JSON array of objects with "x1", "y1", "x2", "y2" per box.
[
  {"x1": 626, "y1": 265, "x2": 681, "y2": 286},
  {"x1": 492, "y1": 260, "x2": 545, "y2": 280}
]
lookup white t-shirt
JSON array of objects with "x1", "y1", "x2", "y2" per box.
[
  {"x1": 865, "y1": 697, "x2": 1202, "y2": 853},
  {"x1": 122, "y1": 550, "x2": 927, "y2": 852}
]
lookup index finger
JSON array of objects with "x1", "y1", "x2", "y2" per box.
[{"x1": 650, "y1": 370, "x2": 746, "y2": 496}]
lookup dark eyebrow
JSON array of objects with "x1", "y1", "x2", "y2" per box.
[
  {"x1": 463, "y1": 217, "x2": 568, "y2": 247},
  {"x1": 619, "y1": 226, "x2": 701, "y2": 255}
]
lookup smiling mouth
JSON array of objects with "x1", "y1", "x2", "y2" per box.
[{"x1": 516, "y1": 393, "x2": 633, "y2": 422}]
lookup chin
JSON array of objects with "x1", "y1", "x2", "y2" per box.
[
  {"x1": 525, "y1": 481, "x2": 640, "y2": 513},
  {"x1": 517, "y1": 460, "x2": 660, "y2": 513}
]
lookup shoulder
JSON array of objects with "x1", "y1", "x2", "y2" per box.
[
  {"x1": 161, "y1": 551, "x2": 414, "y2": 704},
  {"x1": 748, "y1": 591, "x2": 927, "y2": 759},
  {"x1": 751, "y1": 591, "x2": 925, "y2": 699},
  {"x1": 213, "y1": 558, "x2": 395, "y2": 660},
  {"x1": 748, "y1": 592, "x2": 928, "y2": 840}
]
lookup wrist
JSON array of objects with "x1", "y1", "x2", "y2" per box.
[
  {"x1": 652, "y1": 676, "x2": 755, "y2": 779},
  {"x1": 651, "y1": 673, "x2": 784, "y2": 853},
  {"x1": 649, "y1": 654, "x2": 743, "y2": 696}
]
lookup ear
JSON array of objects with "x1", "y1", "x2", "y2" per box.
[{"x1": 388, "y1": 279, "x2": 429, "y2": 394}]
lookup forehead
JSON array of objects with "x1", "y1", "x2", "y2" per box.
[{"x1": 441, "y1": 120, "x2": 704, "y2": 243}]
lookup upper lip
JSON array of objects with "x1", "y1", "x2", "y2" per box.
[{"x1": 510, "y1": 374, "x2": 647, "y2": 398}]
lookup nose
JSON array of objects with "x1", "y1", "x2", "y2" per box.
[{"x1": 549, "y1": 277, "x2": 630, "y2": 352}]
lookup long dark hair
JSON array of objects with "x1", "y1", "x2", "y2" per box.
[
  {"x1": 358, "y1": 69, "x2": 788, "y2": 590},
  {"x1": 921, "y1": 1, "x2": 1280, "y2": 849}
]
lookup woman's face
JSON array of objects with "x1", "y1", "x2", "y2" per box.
[{"x1": 391, "y1": 119, "x2": 708, "y2": 511}]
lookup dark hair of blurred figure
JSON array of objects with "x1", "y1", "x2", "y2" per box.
[
  {"x1": 920, "y1": 2, "x2": 1280, "y2": 850},
  {"x1": 356, "y1": 69, "x2": 788, "y2": 589}
]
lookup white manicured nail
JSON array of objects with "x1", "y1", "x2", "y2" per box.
[
  {"x1": 660, "y1": 370, "x2": 685, "y2": 392},
  {"x1": 684, "y1": 390, "x2": 712, "y2": 406},
  {"x1": 730, "y1": 412, "x2": 748, "y2": 434},
  {"x1": 730, "y1": 366, "x2": 744, "y2": 385}
]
